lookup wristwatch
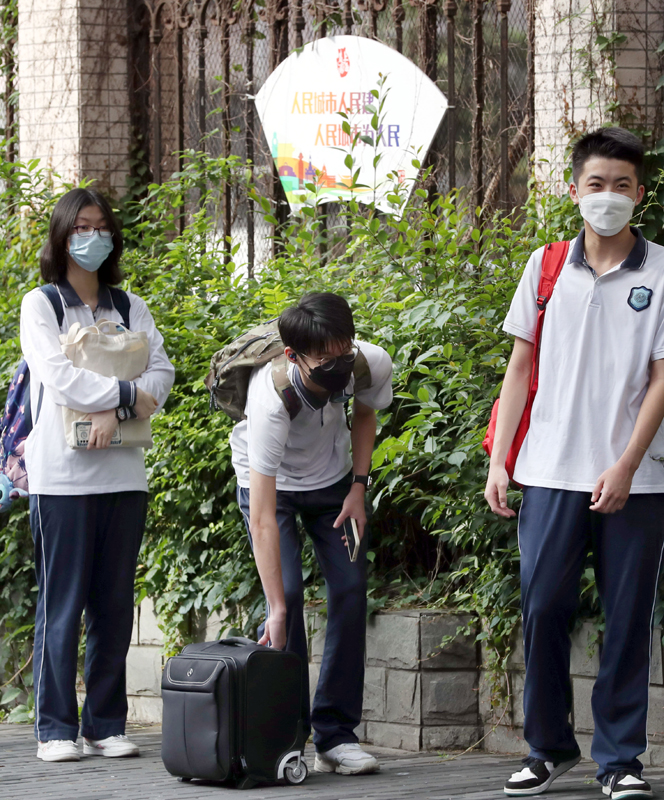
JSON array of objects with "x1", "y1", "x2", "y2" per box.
[
  {"x1": 352, "y1": 475, "x2": 373, "y2": 488},
  {"x1": 116, "y1": 406, "x2": 130, "y2": 422}
]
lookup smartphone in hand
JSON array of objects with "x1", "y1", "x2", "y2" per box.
[{"x1": 343, "y1": 517, "x2": 360, "y2": 562}]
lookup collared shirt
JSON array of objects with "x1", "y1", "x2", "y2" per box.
[
  {"x1": 20, "y1": 281, "x2": 175, "y2": 495},
  {"x1": 230, "y1": 341, "x2": 393, "y2": 492},
  {"x1": 503, "y1": 228, "x2": 664, "y2": 493}
]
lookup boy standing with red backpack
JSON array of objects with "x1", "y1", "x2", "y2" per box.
[{"x1": 485, "y1": 127, "x2": 664, "y2": 798}]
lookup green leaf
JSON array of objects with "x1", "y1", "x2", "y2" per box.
[
  {"x1": 1, "y1": 687, "x2": 22, "y2": 706},
  {"x1": 7, "y1": 705, "x2": 31, "y2": 723}
]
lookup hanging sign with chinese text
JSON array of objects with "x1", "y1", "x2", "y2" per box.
[{"x1": 255, "y1": 35, "x2": 447, "y2": 214}]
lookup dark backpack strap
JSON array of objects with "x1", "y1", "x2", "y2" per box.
[
  {"x1": 352, "y1": 350, "x2": 371, "y2": 393},
  {"x1": 271, "y1": 354, "x2": 302, "y2": 421},
  {"x1": 341, "y1": 351, "x2": 373, "y2": 430},
  {"x1": 109, "y1": 287, "x2": 131, "y2": 330},
  {"x1": 40, "y1": 284, "x2": 65, "y2": 328},
  {"x1": 35, "y1": 284, "x2": 67, "y2": 425}
]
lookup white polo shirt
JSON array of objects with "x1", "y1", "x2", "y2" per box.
[
  {"x1": 230, "y1": 341, "x2": 393, "y2": 492},
  {"x1": 503, "y1": 228, "x2": 664, "y2": 493}
]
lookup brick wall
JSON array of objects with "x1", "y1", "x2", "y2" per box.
[
  {"x1": 78, "y1": 0, "x2": 131, "y2": 196},
  {"x1": 614, "y1": 0, "x2": 664, "y2": 132},
  {"x1": 532, "y1": 0, "x2": 663, "y2": 189},
  {"x1": 17, "y1": 0, "x2": 130, "y2": 197},
  {"x1": 18, "y1": 0, "x2": 81, "y2": 180}
]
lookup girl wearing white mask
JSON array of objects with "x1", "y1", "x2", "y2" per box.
[
  {"x1": 485, "y1": 128, "x2": 664, "y2": 799},
  {"x1": 19, "y1": 188, "x2": 175, "y2": 763}
]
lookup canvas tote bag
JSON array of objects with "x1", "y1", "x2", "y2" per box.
[{"x1": 59, "y1": 319, "x2": 153, "y2": 449}]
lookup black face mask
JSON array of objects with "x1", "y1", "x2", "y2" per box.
[{"x1": 307, "y1": 358, "x2": 355, "y2": 393}]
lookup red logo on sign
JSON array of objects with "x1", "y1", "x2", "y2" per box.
[{"x1": 336, "y1": 48, "x2": 350, "y2": 78}]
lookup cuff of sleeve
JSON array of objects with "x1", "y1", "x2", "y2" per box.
[
  {"x1": 118, "y1": 380, "x2": 136, "y2": 407},
  {"x1": 248, "y1": 462, "x2": 279, "y2": 477},
  {"x1": 502, "y1": 321, "x2": 536, "y2": 344}
]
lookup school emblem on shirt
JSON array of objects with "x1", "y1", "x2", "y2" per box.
[{"x1": 628, "y1": 286, "x2": 653, "y2": 312}]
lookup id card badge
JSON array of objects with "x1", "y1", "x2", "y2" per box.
[
  {"x1": 343, "y1": 517, "x2": 361, "y2": 563},
  {"x1": 73, "y1": 420, "x2": 122, "y2": 448}
]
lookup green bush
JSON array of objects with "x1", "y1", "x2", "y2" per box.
[{"x1": 120, "y1": 151, "x2": 587, "y2": 664}]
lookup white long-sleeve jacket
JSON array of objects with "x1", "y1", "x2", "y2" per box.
[{"x1": 20, "y1": 280, "x2": 175, "y2": 495}]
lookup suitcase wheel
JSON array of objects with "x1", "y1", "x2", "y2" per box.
[
  {"x1": 283, "y1": 757, "x2": 308, "y2": 785},
  {"x1": 177, "y1": 777, "x2": 192, "y2": 783}
]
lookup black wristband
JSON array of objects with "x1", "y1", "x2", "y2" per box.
[{"x1": 352, "y1": 475, "x2": 372, "y2": 488}]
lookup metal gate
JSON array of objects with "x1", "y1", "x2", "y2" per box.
[{"x1": 130, "y1": 0, "x2": 534, "y2": 271}]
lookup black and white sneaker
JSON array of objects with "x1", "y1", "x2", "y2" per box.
[
  {"x1": 602, "y1": 771, "x2": 653, "y2": 799},
  {"x1": 504, "y1": 754, "x2": 582, "y2": 796}
]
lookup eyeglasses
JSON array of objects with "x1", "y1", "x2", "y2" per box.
[
  {"x1": 299, "y1": 344, "x2": 359, "y2": 372},
  {"x1": 71, "y1": 225, "x2": 113, "y2": 239}
]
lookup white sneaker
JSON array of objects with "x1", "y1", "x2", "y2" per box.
[
  {"x1": 37, "y1": 740, "x2": 80, "y2": 762},
  {"x1": 602, "y1": 771, "x2": 653, "y2": 799},
  {"x1": 83, "y1": 734, "x2": 140, "y2": 758},
  {"x1": 314, "y1": 742, "x2": 380, "y2": 775}
]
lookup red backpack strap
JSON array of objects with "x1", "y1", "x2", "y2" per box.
[
  {"x1": 529, "y1": 240, "x2": 571, "y2": 395},
  {"x1": 536, "y1": 241, "x2": 570, "y2": 310},
  {"x1": 483, "y1": 240, "x2": 570, "y2": 479}
]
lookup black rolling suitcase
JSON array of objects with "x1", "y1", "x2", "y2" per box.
[{"x1": 161, "y1": 636, "x2": 308, "y2": 789}]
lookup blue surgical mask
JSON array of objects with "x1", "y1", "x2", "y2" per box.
[{"x1": 68, "y1": 232, "x2": 114, "y2": 272}]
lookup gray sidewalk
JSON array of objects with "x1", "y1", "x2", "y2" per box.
[{"x1": 1, "y1": 724, "x2": 661, "y2": 800}]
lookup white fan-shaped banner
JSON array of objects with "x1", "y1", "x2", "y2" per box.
[{"x1": 255, "y1": 35, "x2": 447, "y2": 214}]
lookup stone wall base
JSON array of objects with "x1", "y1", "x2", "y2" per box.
[{"x1": 86, "y1": 603, "x2": 664, "y2": 758}]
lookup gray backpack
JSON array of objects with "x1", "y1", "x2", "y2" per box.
[{"x1": 204, "y1": 319, "x2": 371, "y2": 422}]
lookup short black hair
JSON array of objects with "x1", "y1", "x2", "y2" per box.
[
  {"x1": 571, "y1": 127, "x2": 645, "y2": 185},
  {"x1": 40, "y1": 188, "x2": 124, "y2": 284},
  {"x1": 279, "y1": 293, "x2": 355, "y2": 355}
]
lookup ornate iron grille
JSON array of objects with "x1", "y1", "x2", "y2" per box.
[{"x1": 131, "y1": 0, "x2": 534, "y2": 272}]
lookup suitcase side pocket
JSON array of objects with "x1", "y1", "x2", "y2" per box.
[{"x1": 161, "y1": 657, "x2": 232, "y2": 782}]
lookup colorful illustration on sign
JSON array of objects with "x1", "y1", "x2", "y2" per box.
[{"x1": 255, "y1": 35, "x2": 447, "y2": 214}]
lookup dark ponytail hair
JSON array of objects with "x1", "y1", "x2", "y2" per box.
[{"x1": 40, "y1": 188, "x2": 124, "y2": 284}]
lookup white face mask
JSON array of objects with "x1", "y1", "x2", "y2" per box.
[{"x1": 578, "y1": 191, "x2": 635, "y2": 237}]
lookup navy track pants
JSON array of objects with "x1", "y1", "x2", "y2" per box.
[
  {"x1": 30, "y1": 492, "x2": 147, "y2": 742},
  {"x1": 238, "y1": 472, "x2": 368, "y2": 753},
  {"x1": 519, "y1": 487, "x2": 664, "y2": 781}
]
